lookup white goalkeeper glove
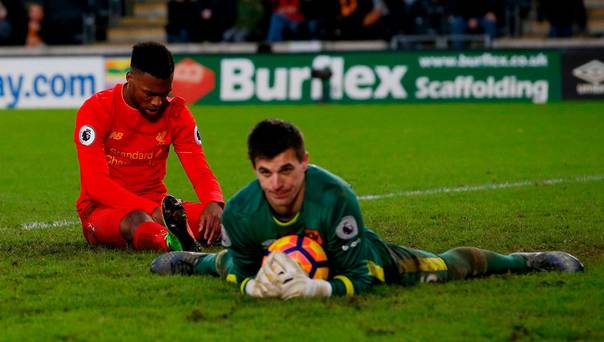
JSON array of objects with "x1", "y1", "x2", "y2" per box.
[
  {"x1": 271, "y1": 251, "x2": 332, "y2": 300},
  {"x1": 244, "y1": 252, "x2": 282, "y2": 298}
]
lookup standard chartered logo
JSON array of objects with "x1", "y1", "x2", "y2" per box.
[
  {"x1": 415, "y1": 76, "x2": 549, "y2": 104},
  {"x1": 220, "y1": 56, "x2": 408, "y2": 101}
]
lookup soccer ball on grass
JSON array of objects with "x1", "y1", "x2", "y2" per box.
[{"x1": 265, "y1": 235, "x2": 329, "y2": 280}]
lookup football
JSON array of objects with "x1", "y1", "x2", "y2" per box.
[{"x1": 265, "y1": 235, "x2": 329, "y2": 280}]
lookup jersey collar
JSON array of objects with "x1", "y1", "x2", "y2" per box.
[{"x1": 272, "y1": 211, "x2": 300, "y2": 227}]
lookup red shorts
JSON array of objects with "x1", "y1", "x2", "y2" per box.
[{"x1": 80, "y1": 201, "x2": 207, "y2": 248}]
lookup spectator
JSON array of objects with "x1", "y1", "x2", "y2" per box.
[
  {"x1": 31, "y1": 0, "x2": 89, "y2": 45},
  {"x1": 385, "y1": 0, "x2": 433, "y2": 36},
  {"x1": 166, "y1": 0, "x2": 198, "y2": 43},
  {"x1": 0, "y1": 0, "x2": 29, "y2": 45},
  {"x1": 222, "y1": 0, "x2": 265, "y2": 42},
  {"x1": 448, "y1": 0, "x2": 497, "y2": 49},
  {"x1": 299, "y1": 0, "x2": 339, "y2": 40},
  {"x1": 537, "y1": 0, "x2": 586, "y2": 38},
  {"x1": 0, "y1": 1, "x2": 11, "y2": 44},
  {"x1": 266, "y1": 0, "x2": 305, "y2": 42},
  {"x1": 335, "y1": 0, "x2": 390, "y2": 40},
  {"x1": 195, "y1": 0, "x2": 235, "y2": 42},
  {"x1": 500, "y1": 0, "x2": 531, "y2": 36},
  {"x1": 90, "y1": 0, "x2": 110, "y2": 42},
  {"x1": 26, "y1": 2, "x2": 44, "y2": 47}
]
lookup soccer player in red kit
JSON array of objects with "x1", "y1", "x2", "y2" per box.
[{"x1": 74, "y1": 42, "x2": 224, "y2": 252}]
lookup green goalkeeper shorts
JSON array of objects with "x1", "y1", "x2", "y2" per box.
[{"x1": 384, "y1": 243, "x2": 449, "y2": 286}]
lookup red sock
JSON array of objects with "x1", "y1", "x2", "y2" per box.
[{"x1": 132, "y1": 222, "x2": 169, "y2": 252}]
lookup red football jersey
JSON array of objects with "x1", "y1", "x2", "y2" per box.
[{"x1": 74, "y1": 83, "x2": 223, "y2": 219}]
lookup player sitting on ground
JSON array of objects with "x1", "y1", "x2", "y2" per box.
[
  {"x1": 150, "y1": 119, "x2": 584, "y2": 299},
  {"x1": 74, "y1": 42, "x2": 223, "y2": 252}
]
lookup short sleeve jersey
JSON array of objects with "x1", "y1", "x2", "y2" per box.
[
  {"x1": 74, "y1": 83, "x2": 223, "y2": 218},
  {"x1": 221, "y1": 165, "x2": 387, "y2": 296}
]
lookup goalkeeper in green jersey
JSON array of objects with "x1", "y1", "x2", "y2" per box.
[{"x1": 151, "y1": 118, "x2": 584, "y2": 299}]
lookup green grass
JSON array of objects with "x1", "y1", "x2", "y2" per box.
[{"x1": 0, "y1": 102, "x2": 603, "y2": 340}]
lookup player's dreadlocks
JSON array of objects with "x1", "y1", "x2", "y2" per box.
[
  {"x1": 130, "y1": 41, "x2": 174, "y2": 80},
  {"x1": 248, "y1": 119, "x2": 305, "y2": 166}
]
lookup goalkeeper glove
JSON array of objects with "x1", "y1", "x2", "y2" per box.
[
  {"x1": 271, "y1": 251, "x2": 332, "y2": 300},
  {"x1": 244, "y1": 252, "x2": 282, "y2": 298}
]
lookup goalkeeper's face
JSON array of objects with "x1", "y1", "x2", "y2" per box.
[{"x1": 254, "y1": 148, "x2": 309, "y2": 218}]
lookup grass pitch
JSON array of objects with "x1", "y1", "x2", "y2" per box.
[{"x1": 1, "y1": 102, "x2": 603, "y2": 340}]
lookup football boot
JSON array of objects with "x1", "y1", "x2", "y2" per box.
[
  {"x1": 162, "y1": 195, "x2": 200, "y2": 252},
  {"x1": 150, "y1": 251, "x2": 207, "y2": 275},
  {"x1": 511, "y1": 251, "x2": 584, "y2": 273}
]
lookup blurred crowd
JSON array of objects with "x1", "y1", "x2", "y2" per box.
[
  {"x1": 166, "y1": 0, "x2": 588, "y2": 45},
  {"x1": 0, "y1": 0, "x2": 589, "y2": 47},
  {"x1": 0, "y1": 0, "x2": 108, "y2": 47}
]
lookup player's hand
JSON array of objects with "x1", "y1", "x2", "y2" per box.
[
  {"x1": 362, "y1": 8, "x2": 381, "y2": 27},
  {"x1": 245, "y1": 252, "x2": 282, "y2": 298},
  {"x1": 271, "y1": 252, "x2": 332, "y2": 300},
  {"x1": 198, "y1": 202, "x2": 222, "y2": 244}
]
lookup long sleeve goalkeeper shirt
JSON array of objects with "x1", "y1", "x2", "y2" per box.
[{"x1": 221, "y1": 165, "x2": 388, "y2": 296}]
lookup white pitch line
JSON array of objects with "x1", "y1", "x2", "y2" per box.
[
  {"x1": 358, "y1": 174, "x2": 604, "y2": 201},
  {"x1": 20, "y1": 219, "x2": 79, "y2": 230},
  {"x1": 16, "y1": 175, "x2": 604, "y2": 228}
]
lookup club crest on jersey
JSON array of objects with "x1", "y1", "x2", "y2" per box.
[
  {"x1": 79, "y1": 125, "x2": 96, "y2": 146},
  {"x1": 304, "y1": 229, "x2": 323, "y2": 245},
  {"x1": 194, "y1": 126, "x2": 202, "y2": 145},
  {"x1": 335, "y1": 216, "x2": 358, "y2": 240},
  {"x1": 156, "y1": 130, "x2": 168, "y2": 145},
  {"x1": 220, "y1": 225, "x2": 231, "y2": 247}
]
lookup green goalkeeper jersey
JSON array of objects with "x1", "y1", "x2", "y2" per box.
[{"x1": 222, "y1": 164, "x2": 398, "y2": 296}]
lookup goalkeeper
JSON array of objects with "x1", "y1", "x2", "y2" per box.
[{"x1": 151, "y1": 119, "x2": 584, "y2": 299}]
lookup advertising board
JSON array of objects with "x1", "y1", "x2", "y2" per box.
[
  {"x1": 562, "y1": 49, "x2": 604, "y2": 100},
  {"x1": 0, "y1": 57, "x2": 104, "y2": 109},
  {"x1": 0, "y1": 51, "x2": 565, "y2": 108},
  {"x1": 171, "y1": 51, "x2": 561, "y2": 105}
]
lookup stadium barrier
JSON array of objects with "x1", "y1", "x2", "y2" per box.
[
  {"x1": 1, "y1": 45, "x2": 603, "y2": 109},
  {"x1": 390, "y1": 34, "x2": 492, "y2": 50}
]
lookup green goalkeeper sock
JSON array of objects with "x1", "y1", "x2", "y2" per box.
[
  {"x1": 193, "y1": 250, "x2": 232, "y2": 278},
  {"x1": 485, "y1": 253, "x2": 528, "y2": 274},
  {"x1": 194, "y1": 253, "x2": 220, "y2": 276},
  {"x1": 440, "y1": 247, "x2": 528, "y2": 280}
]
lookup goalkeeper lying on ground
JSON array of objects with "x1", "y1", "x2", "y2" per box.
[{"x1": 151, "y1": 119, "x2": 584, "y2": 299}]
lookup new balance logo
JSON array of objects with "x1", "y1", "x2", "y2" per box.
[{"x1": 109, "y1": 131, "x2": 124, "y2": 140}]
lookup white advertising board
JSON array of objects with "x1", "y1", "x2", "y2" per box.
[{"x1": 0, "y1": 57, "x2": 104, "y2": 109}]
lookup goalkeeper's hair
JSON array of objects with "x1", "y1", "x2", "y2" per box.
[
  {"x1": 248, "y1": 119, "x2": 305, "y2": 166},
  {"x1": 130, "y1": 41, "x2": 174, "y2": 80}
]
